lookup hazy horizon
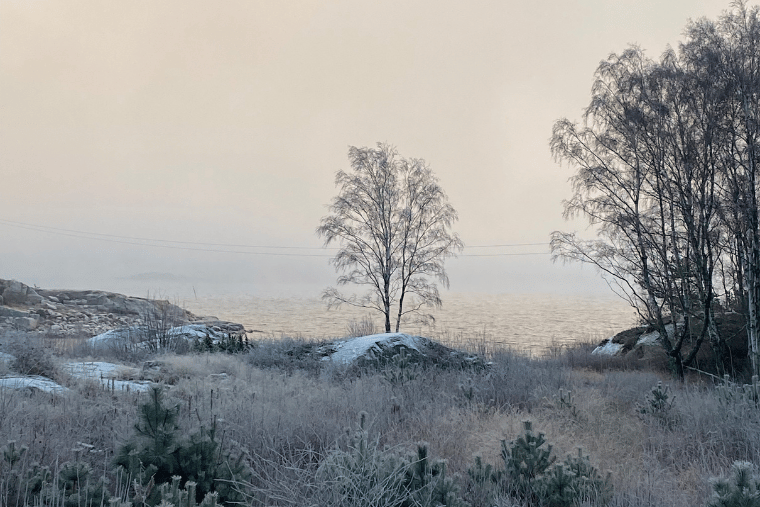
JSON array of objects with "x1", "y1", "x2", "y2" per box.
[{"x1": 0, "y1": 0, "x2": 740, "y2": 300}]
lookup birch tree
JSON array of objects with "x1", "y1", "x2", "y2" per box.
[{"x1": 317, "y1": 143, "x2": 463, "y2": 333}]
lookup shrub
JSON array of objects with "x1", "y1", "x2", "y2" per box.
[
  {"x1": 316, "y1": 412, "x2": 466, "y2": 507},
  {"x1": 638, "y1": 381, "x2": 679, "y2": 428},
  {"x1": 706, "y1": 461, "x2": 760, "y2": 507},
  {"x1": 193, "y1": 333, "x2": 253, "y2": 354},
  {"x1": 501, "y1": 420, "x2": 557, "y2": 501},
  {"x1": 4, "y1": 332, "x2": 58, "y2": 378},
  {"x1": 114, "y1": 386, "x2": 249, "y2": 506},
  {"x1": 0, "y1": 440, "x2": 109, "y2": 507},
  {"x1": 346, "y1": 316, "x2": 377, "y2": 338},
  {"x1": 244, "y1": 336, "x2": 326, "y2": 375},
  {"x1": 466, "y1": 420, "x2": 612, "y2": 507}
]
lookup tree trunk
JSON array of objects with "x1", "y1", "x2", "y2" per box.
[{"x1": 395, "y1": 293, "x2": 404, "y2": 333}]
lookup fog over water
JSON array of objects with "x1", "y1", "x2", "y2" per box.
[{"x1": 0, "y1": 0, "x2": 732, "y2": 348}]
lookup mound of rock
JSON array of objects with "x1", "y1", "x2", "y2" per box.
[
  {"x1": 88, "y1": 321, "x2": 246, "y2": 351},
  {"x1": 0, "y1": 375, "x2": 69, "y2": 395},
  {"x1": 592, "y1": 313, "x2": 750, "y2": 375},
  {"x1": 0, "y1": 278, "x2": 241, "y2": 338},
  {"x1": 318, "y1": 332, "x2": 486, "y2": 369},
  {"x1": 592, "y1": 324, "x2": 677, "y2": 356}
]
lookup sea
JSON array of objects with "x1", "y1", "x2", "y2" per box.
[{"x1": 107, "y1": 283, "x2": 637, "y2": 355}]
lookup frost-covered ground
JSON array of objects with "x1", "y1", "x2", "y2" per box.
[
  {"x1": 0, "y1": 361, "x2": 154, "y2": 394},
  {"x1": 61, "y1": 361, "x2": 153, "y2": 392}
]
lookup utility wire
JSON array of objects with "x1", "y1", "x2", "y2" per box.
[
  {"x1": 0, "y1": 218, "x2": 329, "y2": 250},
  {"x1": 0, "y1": 218, "x2": 550, "y2": 257}
]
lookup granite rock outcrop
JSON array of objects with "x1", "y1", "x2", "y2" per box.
[{"x1": 0, "y1": 278, "x2": 244, "y2": 339}]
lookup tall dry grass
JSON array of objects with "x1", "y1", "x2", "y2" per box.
[{"x1": 0, "y1": 327, "x2": 758, "y2": 506}]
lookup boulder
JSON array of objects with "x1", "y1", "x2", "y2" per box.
[
  {"x1": 26, "y1": 291, "x2": 43, "y2": 305},
  {"x1": 0, "y1": 375, "x2": 68, "y2": 394},
  {"x1": 0, "y1": 307, "x2": 33, "y2": 319},
  {"x1": 593, "y1": 324, "x2": 676, "y2": 356},
  {"x1": 14, "y1": 316, "x2": 39, "y2": 331},
  {"x1": 2, "y1": 280, "x2": 28, "y2": 304},
  {"x1": 88, "y1": 323, "x2": 245, "y2": 351},
  {"x1": 318, "y1": 332, "x2": 487, "y2": 370}
]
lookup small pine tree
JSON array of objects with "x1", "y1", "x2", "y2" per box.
[
  {"x1": 114, "y1": 386, "x2": 249, "y2": 506},
  {"x1": 501, "y1": 420, "x2": 556, "y2": 501},
  {"x1": 403, "y1": 443, "x2": 466, "y2": 507},
  {"x1": 707, "y1": 461, "x2": 760, "y2": 507},
  {"x1": 469, "y1": 421, "x2": 613, "y2": 507},
  {"x1": 114, "y1": 386, "x2": 181, "y2": 490}
]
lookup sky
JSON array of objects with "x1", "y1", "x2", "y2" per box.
[{"x1": 0, "y1": 0, "x2": 742, "y2": 298}]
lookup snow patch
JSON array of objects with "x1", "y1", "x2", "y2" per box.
[
  {"x1": 0, "y1": 376, "x2": 68, "y2": 394},
  {"x1": 62, "y1": 361, "x2": 153, "y2": 392},
  {"x1": 592, "y1": 339, "x2": 624, "y2": 356}
]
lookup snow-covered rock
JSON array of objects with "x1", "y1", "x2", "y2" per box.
[
  {"x1": 87, "y1": 323, "x2": 244, "y2": 351},
  {"x1": 88, "y1": 326, "x2": 148, "y2": 350},
  {"x1": 592, "y1": 323, "x2": 677, "y2": 355},
  {"x1": 591, "y1": 339, "x2": 624, "y2": 356},
  {"x1": 319, "y1": 332, "x2": 486, "y2": 369},
  {"x1": 0, "y1": 375, "x2": 68, "y2": 394},
  {"x1": 324, "y1": 333, "x2": 425, "y2": 364},
  {"x1": 62, "y1": 361, "x2": 153, "y2": 392}
]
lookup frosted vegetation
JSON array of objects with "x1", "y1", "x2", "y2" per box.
[{"x1": 1, "y1": 323, "x2": 760, "y2": 506}]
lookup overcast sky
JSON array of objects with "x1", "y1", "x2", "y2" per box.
[{"x1": 0, "y1": 0, "x2": 740, "y2": 298}]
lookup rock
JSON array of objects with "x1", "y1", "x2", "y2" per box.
[
  {"x1": 319, "y1": 332, "x2": 487, "y2": 370},
  {"x1": 0, "y1": 307, "x2": 33, "y2": 319},
  {"x1": 2, "y1": 280, "x2": 28, "y2": 304},
  {"x1": 0, "y1": 278, "x2": 244, "y2": 340},
  {"x1": 591, "y1": 339, "x2": 624, "y2": 356},
  {"x1": 15, "y1": 316, "x2": 39, "y2": 331},
  {"x1": 593, "y1": 323, "x2": 678, "y2": 356},
  {"x1": 0, "y1": 376, "x2": 69, "y2": 394},
  {"x1": 26, "y1": 290, "x2": 43, "y2": 305}
]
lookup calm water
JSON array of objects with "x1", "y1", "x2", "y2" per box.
[{"x1": 169, "y1": 291, "x2": 636, "y2": 355}]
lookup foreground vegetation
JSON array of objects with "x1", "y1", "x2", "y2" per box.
[{"x1": 1, "y1": 328, "x2": 759, "y2": 506}]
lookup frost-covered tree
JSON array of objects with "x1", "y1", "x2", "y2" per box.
[{"x1": 317, "y1": 143, "x2": 462, "y2": 333}]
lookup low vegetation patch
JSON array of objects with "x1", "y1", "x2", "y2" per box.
[{"x1": 1, "y1": 328, "x2": 759, "y2": 506}]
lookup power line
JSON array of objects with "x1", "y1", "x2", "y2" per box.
[
  {"x1": 0, "y1": 220, "x2": 333, "y2": 257},
  {"x1": 0, "y1": 218, "x2": 551, "y2": 257},
  {"x1": 0, "y1": 218, "x2": 329, "y2": 250}
]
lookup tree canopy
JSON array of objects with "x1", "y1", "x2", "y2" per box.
[
  {"x1": 552, "y1": 1, "x2": 760, "y2": 378},
  {"x1": 318, "y1": 143, "x2": 462, "y2": 333}
]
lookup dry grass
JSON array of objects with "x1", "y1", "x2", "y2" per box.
[{"x1": 0, "y1": 329, "x2": 759, "y2": 506}]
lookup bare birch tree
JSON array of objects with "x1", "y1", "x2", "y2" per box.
[
  {"x1": 317, "y1": 143, "x2": 463, "y2": 333},
  {"x1": 552, "y1": 2, "x2": 760, "y2": 378}
]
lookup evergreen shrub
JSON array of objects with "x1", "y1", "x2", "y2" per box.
[
  {"x1": 113, "y1": 386, "x2": 249, "y2": 506},
  {"x1": 466, "y1": 420, "x2": 612, "y2": 507},
  {"x1": 706, "y1": 461, "x2": 760, "y2": 507}
]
